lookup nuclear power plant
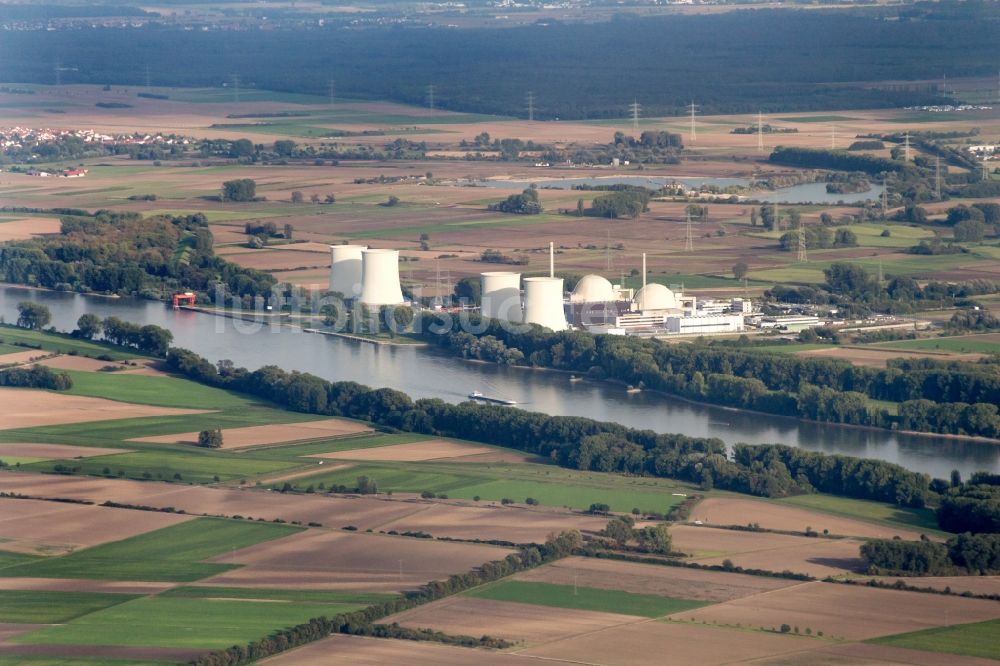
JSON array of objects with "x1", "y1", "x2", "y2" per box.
[{"x1": 476, "y1": 245, "x2": 748, "y2": 336}]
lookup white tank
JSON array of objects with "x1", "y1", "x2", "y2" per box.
[
  {"x1": 522, "y1": 277, "x2": 567, "y2": 331},
  {"x1": 571, "y1": 274, "x2": 615, "y2": 303},
  {"x1": 329, "y1": 244, "x2": 367, "y2": 297},
  {"x1": 359, "y1": 248, "x2": 404, "y2": 306},
  {"x1": 480, "y1": 272, "x2": 523, "y2": 322}
]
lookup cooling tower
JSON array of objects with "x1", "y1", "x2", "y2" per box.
[
  {"x1": 329, "y1": 244, "x2": 367, "y2": 297},
  {"x1": 480, "y1": 272, "x2": 523, "y2": 322},
  {"x1": 359, "y1": 248, "x2": 404, "y2": 306},
  {"x1": 522, "y1": 277, "x2": 567, "y2": 331}
]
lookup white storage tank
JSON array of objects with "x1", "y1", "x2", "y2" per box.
[
  {"x1": 570, "y1": 274, "x2": 615, "y2": 303},
  {"x1": 480, "y1": 272, "x2": 523, "y2": 322},
  {"x1": 522, "y1": 277, "x2": 567, "y2": 331},
  {"x1": 329, "y1": 244, "x2": 367, "y2": 297},
  {"x1": 359, "y1": 248, "x2": 405, "y2": 306}
]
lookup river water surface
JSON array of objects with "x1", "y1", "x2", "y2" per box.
[{"x1": 2, "y1": 285, "x2": 997, "y2": 478}]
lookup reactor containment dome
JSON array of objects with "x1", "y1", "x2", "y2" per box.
[
  {"x1": 522, "y1": 277, "x2": 567, "y2": 331},
  {"x1": 480, "y1": 272, "x2": 523, "y2": 322},
  {"x1": 329, "y1": 244, "x2": 367, "y2": 297},
  {"x1": 359, "y1": 248, "x2": 405, "y2": 306},
  {"x1": 635, "y1": 283, "x2": 677, "y2": 312},
  {"x1": 570, "y1": 274, "x2": 616, "y2": 303}
]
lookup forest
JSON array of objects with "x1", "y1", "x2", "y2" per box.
[
  {"x1": 0, "y1": 211, "x2": 275, "y2": 302},
  {"x1": 3, "y1": 8, "x2": 999, "y2": 118}
]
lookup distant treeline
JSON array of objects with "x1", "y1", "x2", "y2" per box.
[
  {"x1": 421, "y1": 316, "x2": 1000, "y2": 440},
  {"x1": 0, "y1": 364, "x2": 71, "y2": 391},
  {"x1": 165, "y1": 347, "x2": 932, "y2": 510},
  {"x1": 769, "y1": 147, "x2": 908, "y2": 176},
  {"x1": 4, "y1": 8, "x2": 996, "y2": 118},
  {"x1": 861, "y1": 531, "x2": 1000, "y2": 575}
]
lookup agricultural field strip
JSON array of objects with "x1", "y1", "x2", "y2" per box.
[{"x1": 868, "y1": 618, "x2": 1000, "y2": 661}]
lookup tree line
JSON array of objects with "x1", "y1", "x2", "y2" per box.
[
  {"x1": 420, "y1": 314, "x2": 1000, "y2": 440},
  {"x1": 164, "y1": 346, "x2": 936, "y2": 512},
  {"x1": 861, "y1": 532, "x2": 1000, "y2": 575}
]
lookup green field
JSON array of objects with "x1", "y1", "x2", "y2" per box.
[
  {"x1": 0, "y1": 590, "x2": 138, "y2": 624},
  {"x1": 0, "y1": 658, "x2": 166, "y2": 666},
  {"x1": 0, "y1": 518, "x2": 302, "y2": 582},
  {"x1": 776, "y1": 494, "x2": 944, "y2": 536},
  {"x1": 285, "y1": 459, "x2": 692, "y2": 513},
  {"x1": 869, "y1": 619, "x2": 1000, "y2": 660},
  {"x1": 0, "y1": 341, "x2": 24, "y2": 355},
  {"x1": 467, "y1": 580, "x2": 709, "y2": 618},
  {"x1": 61, "y1": 370, "x2": 255, "y2": 410},
  {"x1": 0, "y1": 325, "x2": 139, "y2": 361},
  {"x1": 868, "y1": 335, "x2": 1000, "y2": 355},
  {"x1": 16, "y1": 593, "x2": 373, "y2": 650}
]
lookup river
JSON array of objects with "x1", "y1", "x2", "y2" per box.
[{"x1": 2, "y1": 285, "x2": 997, "y2": 478}]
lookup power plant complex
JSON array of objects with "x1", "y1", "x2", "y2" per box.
[{"x1": 329, "y1": 242, "x2": 749, "y2": 336}]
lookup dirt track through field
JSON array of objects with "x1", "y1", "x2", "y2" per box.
[
  {"x1": 310, "y1": 439, "x2": 507, "y2": 462},
  {"x1": 260, "y1": 635, "x2": 542, "y2": 665},
  {"x1": 0, "y1": 578, "x2": 175, "y2": 594},
  {"x1": 0, "y1": 388, "x2": 210, "y2": 430}
]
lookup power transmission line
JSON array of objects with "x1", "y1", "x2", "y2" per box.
[
  {"x1": 426, "y1": 85, "x2": 435, "y2": 110},
  {"x1": 904, "y1": 132, "x2": 911, "y2": 161},
  {"x1": 328, "y1": 79, "x2": 335, "y2": 109},
  {"x1": 935, "y1": 157, "x2": 942, "y2": 200},
  {"x1": 684, "y1": 209, "x2": 694, "y2": 252},
  {"x1": 757, "y1": 110, "x2": 764, "y2": 153},
  {"x1": 527, "y1": 91, "x2": 535, "y2": 121},
  {"x1": 688, "y1": 100, "x2": 698, "y2": 142},
  {"x1": 797, "y1": 219, "x2": 807, "y2": 263},
  {"x1": 629, "y1": 98, "x2": 641, "y2": 132}
]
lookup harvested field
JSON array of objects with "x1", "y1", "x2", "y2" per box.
[
  {"x1": 0, "y1": 388, "x2": 210, "y2": 430},
  {"x1": 311, "y1": 439, "x2": 503, "y2": 462},
  {"x1": 0, "y1": 217, "x2": 61, "y2": 242},
  {"x1": 673, "y1": 525, "x2": 867, "y2": 577},
  {"x1": 0, "y1": 578, "x2": 174, "y2": 595},
  {"x1": 0, "y1": 643, "x2": 205, "y2": 663},
  {"x1": 200, "y1": 530, "x2": 512, "y2": 593},
  {"x1": 673, "y1": 581, "x2": 1000, "y2": 640},
  {"x1": 0, "y1": 472, "x2": 604, "y2": 543},
  {"x1": 0, "y1": 623, "x2": 46, "y2": 643},
  {"x1": 384, "y1": 596, "x2": 640, "y2": 645},
  {"x1": 0, "y1": 497, "x2": 191, "y2": 556},
  {"x1": 128, "y1": 418, "x2": 371, "y2": 449},
  {"x1": 796, "y1": 346, "x2": 984, "y2": 367},
  {"x1": 692, "y1": 497, "x2": 925, "y2": 539},
  {"x1": 261, "y1": 634, "x2": 543, "y2": 666},
  {"x1": 374, "y1": 502, "x2": 607, "y2": 543},
  {"x1": 0, "y1": 443, "x2": 126, "y2": 461},
  {"x1": 36, "y1": 355, "x2": 166, "y2": 375},
  {"x1": 521, "y1": 620, "x2": 814, "y2": 666},
  {"x1": 0, "y1": 350, "x2": 51, "y2": 366},
  {"x1": 513, "y1": 556, "x2": 798, "y2": 603}
]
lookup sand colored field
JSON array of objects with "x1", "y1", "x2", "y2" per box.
[
  {"x1": 0, "y1": 388, "x2": 210, "y2": 430},
  {"x1": 797, "y1": 346, "x2": 984, "y2": 368},
  {"x1": 36, "y1": 355, "x2": 167, "y2": 376},
  {"x1": 522, "y1": 620, "x2": 814, "y2": 666},
  {"x1": 261, "y1": 635, "x2": 543, "y2": 666},
  {"x1": 673, "y1": 525, "x2": 866, "y2": 577},
  {"x1": 0, "y1": 578, "x2": 174, "y2": 595},
  {"x1": 0, "y1": 644, "x2": 206, "y2": 663},
  {"x1": 201, "y1": 530, "x2": 512, "y2": 592},
  {"x1": 0, "y1": 443, "x2": 126, "y2": 461},
  {"x1": 0, "y1": 217, "x2": 61, "y2": 242},
  {"x1": 128, "y1": 418, "x2": 371, "y2": 449},
  {"x1": 0, "y1": 350, "x2": 51, "y2": 366},
  {"x1": 385, "y1": 597, "x2": 641, "y2": 645},
  {"x1": 0, "y1": 624, "x2": 48, "y2": 643},
  {"x1": 513, "y1": 556, "x2": 798, "y2": 603},
  {"x1": 374, "y1": 503, "x2": 607, "y2": 543},
  {"x1": 0, "y1": 497, "x2": 191, "y2": 555},
  {"x1": 0, "y1": 473, "x2": 604, "y2": 543},
  {"x1": 311, "y1": 439, "x2": 502, "y2": 462},
  {"x1": 673, "y1": 581, "x2": 1000, "y2": 640},
  {"x1": 692, "y1": 497, "x2": 925, "y2": 540}
]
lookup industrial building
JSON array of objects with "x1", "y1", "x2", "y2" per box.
[
  {"x1": 480, "y1": 271, "x2": 523, "y2": 322},
  {"x1": 359, "y1": 248, "x2": 405, "y2": 306},
  {"x1": 329, "y1": 244, "x2": 367, "y2": 297}
]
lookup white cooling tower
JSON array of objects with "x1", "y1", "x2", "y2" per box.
[
  {"x1": 359, "y1": 248, "x2": 404, "y2": 306},
  {"x1": 329, "y1": 244, "x2": 367, "y2": 297},
  {"x1": 480, "y1": 272, "x2": 523, "y2": 322},
  {"x1": 522, "y1": 277, "x2": 567, "y2": 331}
]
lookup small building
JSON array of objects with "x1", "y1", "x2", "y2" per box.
[
  {"x1": 665, "y1": 314, "x2": 745, "y2": 336},
  {"x1": 61, "y1": 168, "x2": 88, "y2": 178},
  {"x1": 760, "y1": 315, "x2": 820, "y2": 332}
]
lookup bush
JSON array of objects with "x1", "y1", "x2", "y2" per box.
[{"x1": 197, "y1": 429, "x2": 223, "y2": 448}]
